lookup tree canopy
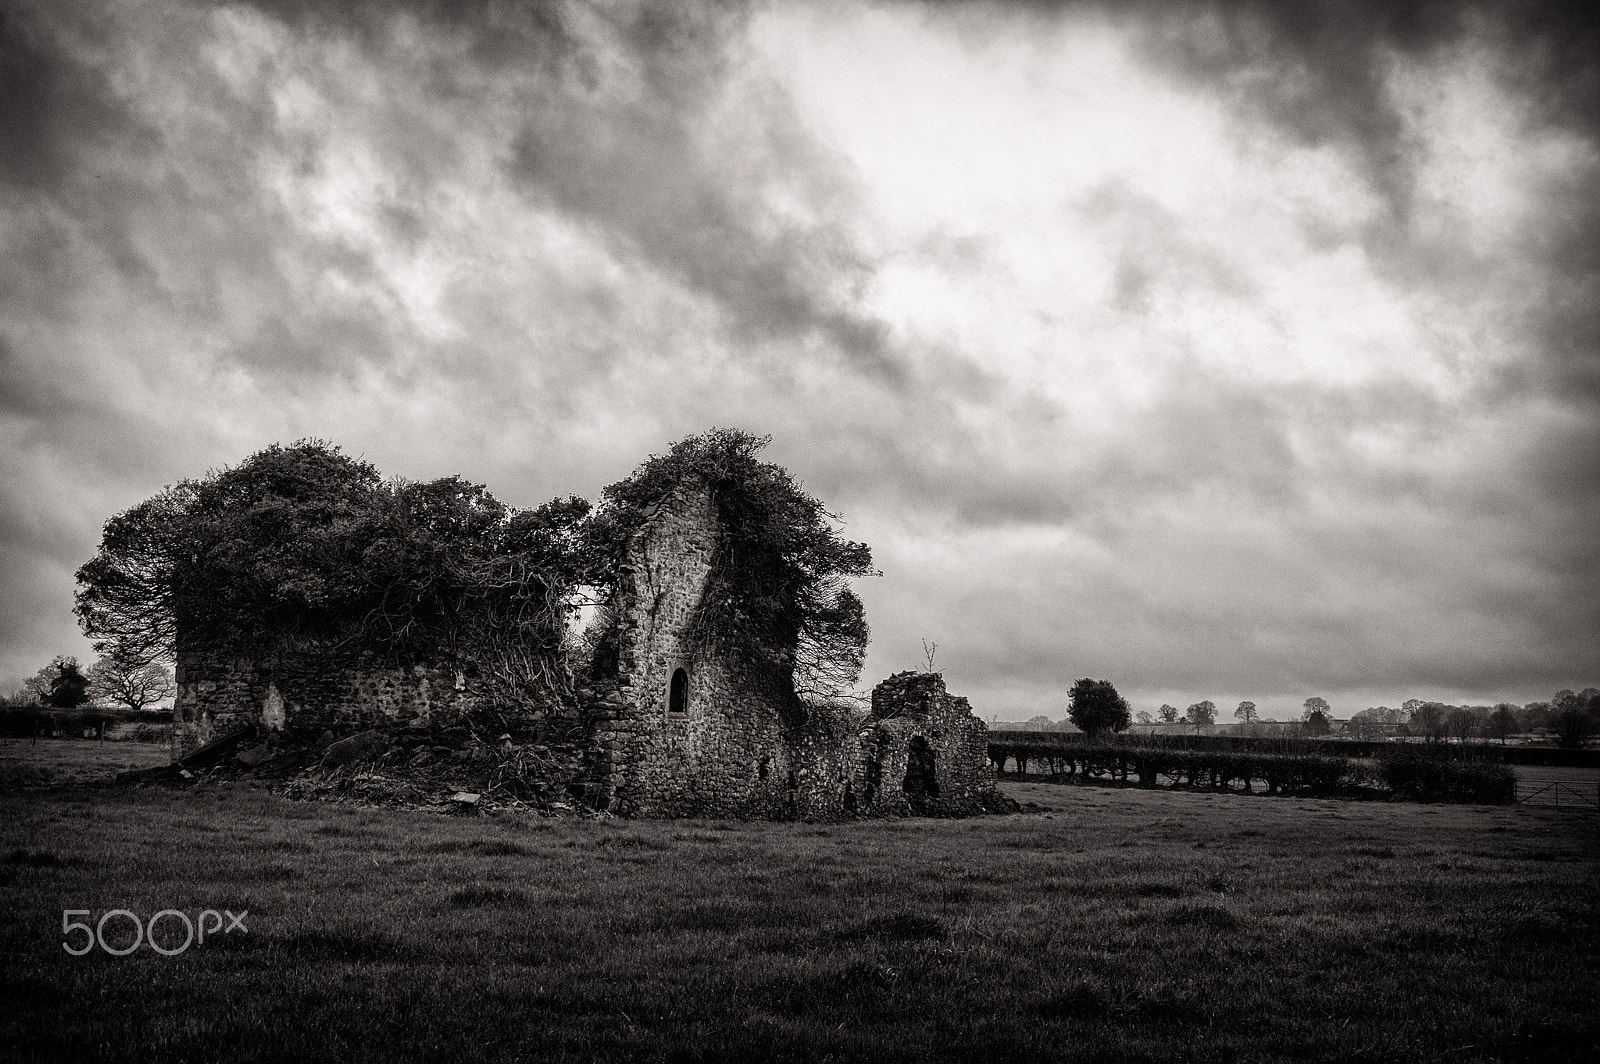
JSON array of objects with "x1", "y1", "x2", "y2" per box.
[
  {"x1": 76, "y1": 440, "x2": 594, "y2": 709},
  {"x1": 1066, "y1": 678, "x2": 1131, "y2": 737},
  {"x1": 87, "y1": 649, "x2": 175, "y2": 712},
  {"x1": 24, "y1": 656, "x2": 91, "y2": 709}
]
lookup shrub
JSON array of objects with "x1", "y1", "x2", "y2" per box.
[{"x1": 1378, "y1": 748, "x2": 1515, "y2": 804}]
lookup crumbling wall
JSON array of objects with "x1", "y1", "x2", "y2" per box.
[
  {"x1": 171, "y1": 647, "x2": 485, "y2": 757},
  {"x1": 853, "y1": 672, "x2": 1010, "y2": 816},
  {"x1": 598, "y1": 478, "x2": 803, "y2": 817},
  {"x1": 169, "y1": 470, "x2": 1012, "y2": 821}
]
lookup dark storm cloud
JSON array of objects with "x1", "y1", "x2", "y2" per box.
[
  {"x1": 231, "y1": 0, "x2": 905, "y2": 381},
  {"x1": 0, "y1": 2, "x2": 133, "y2": 190}
]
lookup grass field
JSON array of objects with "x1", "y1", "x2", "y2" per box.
[
  {"x1": 0, "y1": 737, "x2": 170, "y2": 791},
  {"x1": 2, "y1": 752, "x2": 1597, "y2": 1062}
]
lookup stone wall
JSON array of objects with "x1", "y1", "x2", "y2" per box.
[
  {"x1": 854, "y1": 672, "x2": 1010, "y2": 817},
  {"x1": 597, "y1": 478, "x2": 804, "y2": 817},
  {"x1": 171, "y1": 646, "x2": 486, "y2": 757}
]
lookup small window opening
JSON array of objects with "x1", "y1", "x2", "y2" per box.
[
  {"x1": 757, "y1": 755, "x2": 771, "y2": 781},
  {"x1": 668, "y1": 667, "x2": 689, "y2": 717}
]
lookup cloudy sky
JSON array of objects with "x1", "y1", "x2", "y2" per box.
[{"x1": 2, "y1": 0, "x2": 1596, "y2": 720}]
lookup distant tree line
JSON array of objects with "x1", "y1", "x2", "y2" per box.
[
  {"x1": 2, "y1": 653, "x2": 175, "y2": 713},
  {"x1": 1346, "y1": 689, "x2": 1600, "y2": 749},
  {"x1": 1004, "y1": 686, "x2": 1599, "y2": 751}
]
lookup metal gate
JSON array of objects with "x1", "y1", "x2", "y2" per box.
[{"x1": 1516, "y1": 780, "x2": 1600, "y2": 810}]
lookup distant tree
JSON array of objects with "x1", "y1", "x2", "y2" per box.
[
  {"x1": 1185, "y1": 700, "x2": 1217, "y2": 725},
  {"x1": 1409, "y1": 701, "x2": 1448, "y2": 742},
  {"x1": 1522, "y1": 701, "x2": 1552, "y2": 733},
  {"x1": 73, "y1": 485, "x2": 195, "y2": 670},
  {"x1": 1234, "y1": 701, "x2": 1258, "y2": 724},
  {"x1": 29, "y1": 656, "x2": 90, "y2": 709},
  {"x1": 1487, "y1": 704, "x2": 1519, "y2": 744},
  {"x1": 1345, "y1": 709, "x2": 1373, "y2": 739},
  {"x1": 1550, "y1": 689, "x2": 1594, "y2": 750},
  {"x1": 1067, "y1": 678, "x2": 1132, "y2": 738},
  {"x1": 87, "y1": 649, "x2": 176, "y2": 712},
  {"x1": 1445, "y1": 706, "x2": 1480, "y2": 744},
  {"x1": 21, "y1": 669, "x2": 50, "y2": 704},
  {"x1": 1157, "y1": 704, "x2": 1179, "y2": 724},
  {"x1": 1298, "y1": 697, "x2": 1332, "y2": 736},
  {"x1": 1135, "y1": 710, "x2": 1153, "y2": 725}
]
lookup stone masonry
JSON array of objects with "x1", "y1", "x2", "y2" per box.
[{"x1": 170, "y1": 471, "x2": 1011, "y2": 819}]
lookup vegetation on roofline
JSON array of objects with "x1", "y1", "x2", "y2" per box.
[
  {"x1": 73, "y1": 429, "x2": 876, "y2": 717},
  {"x1": 586, "y1": 428, "x2": 875, "y2": 706},
  {"x1": 75, "y1": 439, "x2": 595, "y2": 713}
]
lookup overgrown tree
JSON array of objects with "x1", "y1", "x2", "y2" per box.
[
  {"x1": 76, "y1": 440, "x2": 596, "y2": 718},
  {"x1": 1299, "y1": 696, "x2": 1332, "y2": 736},
  {"x1": 1157, "y1": 704, "x2": 1179, "y2": 723},
  {"x1": 587, "y1": 429, "x2": 874, "y2": 708},
  {"x1": 1135, "y1": 710, "x2": 1153, "y2": 725},
  {"x1": 1234, "y1": 701, "x2": 1258, "y2": 724},
  {"x1": 1067, "y1": 678, "x2": 1131, "y2": 738},
  {"x1": 1185, "y1": 700, "x2": 1216, "y2": 725},
  {"x1": 73, "y1": 485, "x2": 195, "y2": 669},
  {"x1": 87, "y1": 649, "x2": 175, "y2": 712}
]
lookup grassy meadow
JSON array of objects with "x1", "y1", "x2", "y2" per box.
[{"x1": 1, "y1": 759, "x2": 1597, "y2": 1062}]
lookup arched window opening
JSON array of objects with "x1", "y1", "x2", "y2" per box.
[{"x1": 668, "y1": 667, "x2": 689, "y2": 717}]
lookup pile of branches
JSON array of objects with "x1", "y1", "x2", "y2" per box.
[{"x1": 196, "y1": 721, "x2": 602, "y2": 813}]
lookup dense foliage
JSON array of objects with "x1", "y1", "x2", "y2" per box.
[
  {"x1": 1376, "y1": 747, "x2": 1518, "y2": 804},
  {"x1": 588, "y1": 429, "x2": 874, "y2": 705},
  {"x1": 25, "y1": 656, "x2": 91, "y2": 709},
  {"x1": 76, "y1": 441, "x2": 594, "y2": 709},
  {"x1": 1065, "y1": 678, "x2": 1130, "y2": 737},
  {"x1": 76, "y1": 431, "x2": 877, "y2": 716}
]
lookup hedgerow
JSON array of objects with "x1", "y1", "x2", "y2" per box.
[{"x1": 989, "y1": 738, "x2": 1514, "y2": 804}]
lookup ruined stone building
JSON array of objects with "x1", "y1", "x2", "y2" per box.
[{"x1": 172, "y1": 474, "x2": 1009, "y2": 818}]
